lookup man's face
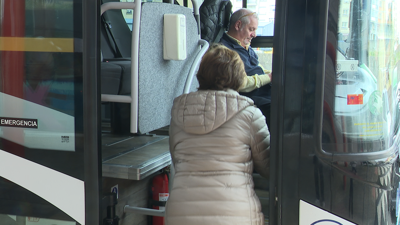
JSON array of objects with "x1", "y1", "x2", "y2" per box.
[{"x1": 237, "y1": 17, "x2": 258, "y2": 47}]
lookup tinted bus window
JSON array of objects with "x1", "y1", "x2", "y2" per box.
[
  {"x1": 322, "y1": 0, "x2": 400, "y2": 154},
  {"x1": 254, "y1": 47, "x2": 273, "y2": 72},
  {"x1": 0, "y1": 0, "x2": 85, "y2": 224},
  {"x1": 231, "y1": 0, "x2": 275, "y2": 36},
  {"x1": 1, "y1": 0, "x2": 78, "y2": 152}
]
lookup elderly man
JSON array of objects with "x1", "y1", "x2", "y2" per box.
[{"x1": 220, "y1": 8, "x2": 272, "y2": 127}]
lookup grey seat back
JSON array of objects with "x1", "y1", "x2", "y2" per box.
[
  {"x1": 137, "y1": 2, "x2": 200, "y2": 133},
  {"x1": 100, "y1": 1, "x2": 208, "y2": 134},
  {"x1": 101, "y1": 0, "x2": 132, "y2": 59}
]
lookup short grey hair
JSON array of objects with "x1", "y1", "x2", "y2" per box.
[{"x1": 229, "y1": 8, "x2": 258, "y2": 29}]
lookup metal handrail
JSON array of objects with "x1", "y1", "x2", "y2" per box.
[
  {"x1": 124, "y1": 205, "x2": 165, "y2": 217},
  {"x1": 183, "y1": 39, "x2": 209, "y2": 94},
  {"x1": 100, "y1": 1, "x2": 140, "y2": 133}
]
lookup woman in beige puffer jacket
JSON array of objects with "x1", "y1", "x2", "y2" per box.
[{"x1": 165, "y1": 44, "x2": 270, "y2": 225}]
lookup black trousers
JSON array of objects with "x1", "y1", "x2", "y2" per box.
[{"x1": 258, "y1": 103, "x2": 271, "y2": 131}]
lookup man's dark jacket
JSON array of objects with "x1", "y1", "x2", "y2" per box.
[{"x1": 220, "y1": 33, "x2": 271, "y2": 106}]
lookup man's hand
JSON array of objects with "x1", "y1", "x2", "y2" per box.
[{"x1": 239, "y1": 73, "x2": 272, "y2": 93}]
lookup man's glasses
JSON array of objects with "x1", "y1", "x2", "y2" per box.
[{"x1": 238, "y1": 12, "x2": 256, "y2": 21}]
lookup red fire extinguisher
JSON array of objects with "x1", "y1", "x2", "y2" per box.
[{"x1": 151, "y1": 171, "x2": 169, "y2": 225}]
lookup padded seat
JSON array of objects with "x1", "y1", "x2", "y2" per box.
[
  {"x1": 101, "y1": 62, "x2": 122, "y2": 95},
  {"x1": 100, "y1": 3, "x2": 133, "y2": 96},
  {"x1": 104, "y1": 60, "x2": 132, "y2": 95}
]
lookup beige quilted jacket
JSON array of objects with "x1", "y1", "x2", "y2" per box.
[{"x1": 165, "y1": 89, "x2": 270, "y2": 225}]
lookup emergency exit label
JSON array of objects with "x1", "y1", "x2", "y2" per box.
[{"x1": 0, "y1": 117, "x2": 38, "y2": 129}]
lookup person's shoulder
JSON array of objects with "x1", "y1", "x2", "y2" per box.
[
  {"x1": 248, "y1": 45, "x2": 257, "y2": 52},
  {"x1": 239, "y1": 104, "x2": 264, "y2": 120},
  {"x1": 219, "y1": 33, "x2": 230, "y2": 45}
]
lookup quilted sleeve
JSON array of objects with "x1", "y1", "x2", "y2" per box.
[
  {"x1": 239, "y1": 73, "x2": 271, "y2": 93},
  {"x1": 249, "y1": 107, "x2": 270, "y2": 179}
]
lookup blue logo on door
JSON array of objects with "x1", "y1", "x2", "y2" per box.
[{"x1": 311, "y1": 220, "x2": 343, "y2": 225}]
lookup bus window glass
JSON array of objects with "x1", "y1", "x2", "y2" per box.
[
  {"x1": 0, "y1": 0, "x2": 84, "y2": 223},
  {"x1": 229, "y1": 0, "x2": 275, "y2": 36},
  {"x1": 231, "y1": 0, "x2": 242, "y2": 12},
  {"x1": 254, "y1": 47, "x2": 273, "y2": 72},
  {"x1": 0, "y1": 0, "x2": 79, "y2": 152},
  {"x1": 251, "y1": 0, "x2": 275, "y2": 36},
  {"x1": 120, "y1": 0, "x2": 136, "y2": 31},
  {"x1": 322, "y1": 0, "x2": 400, "y2": 154},
  {"x1": 121, "y1": 0, "x2": 167, "y2": 31}
]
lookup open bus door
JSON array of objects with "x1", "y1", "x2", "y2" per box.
[
  {"x1": 0, "y1": 0, "x2": 102, "y2": 224},
  {"x1": 271, "y1": 0, "x2": 400, "y2": 224}
]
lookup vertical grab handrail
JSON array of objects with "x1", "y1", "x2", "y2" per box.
[
  {"x1": 100, "y1": 1, "x2": 140, "y2": 134},
  {"x1": 130, "y1": 0, "x2": 141, "y2": 134},
  {"x1": 191, "y1": 0, "x2": 201, "y2": 35},
  {"x1": 183, "y1": 39, "x2": 209, "y2": 94},
  {"x1": 183, "y1": 0, "x2": 206, "y2": 94}
]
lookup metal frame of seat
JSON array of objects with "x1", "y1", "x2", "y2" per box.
[{"x1": 100, "y1": 0, "x2": 209, "y2": 134}]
